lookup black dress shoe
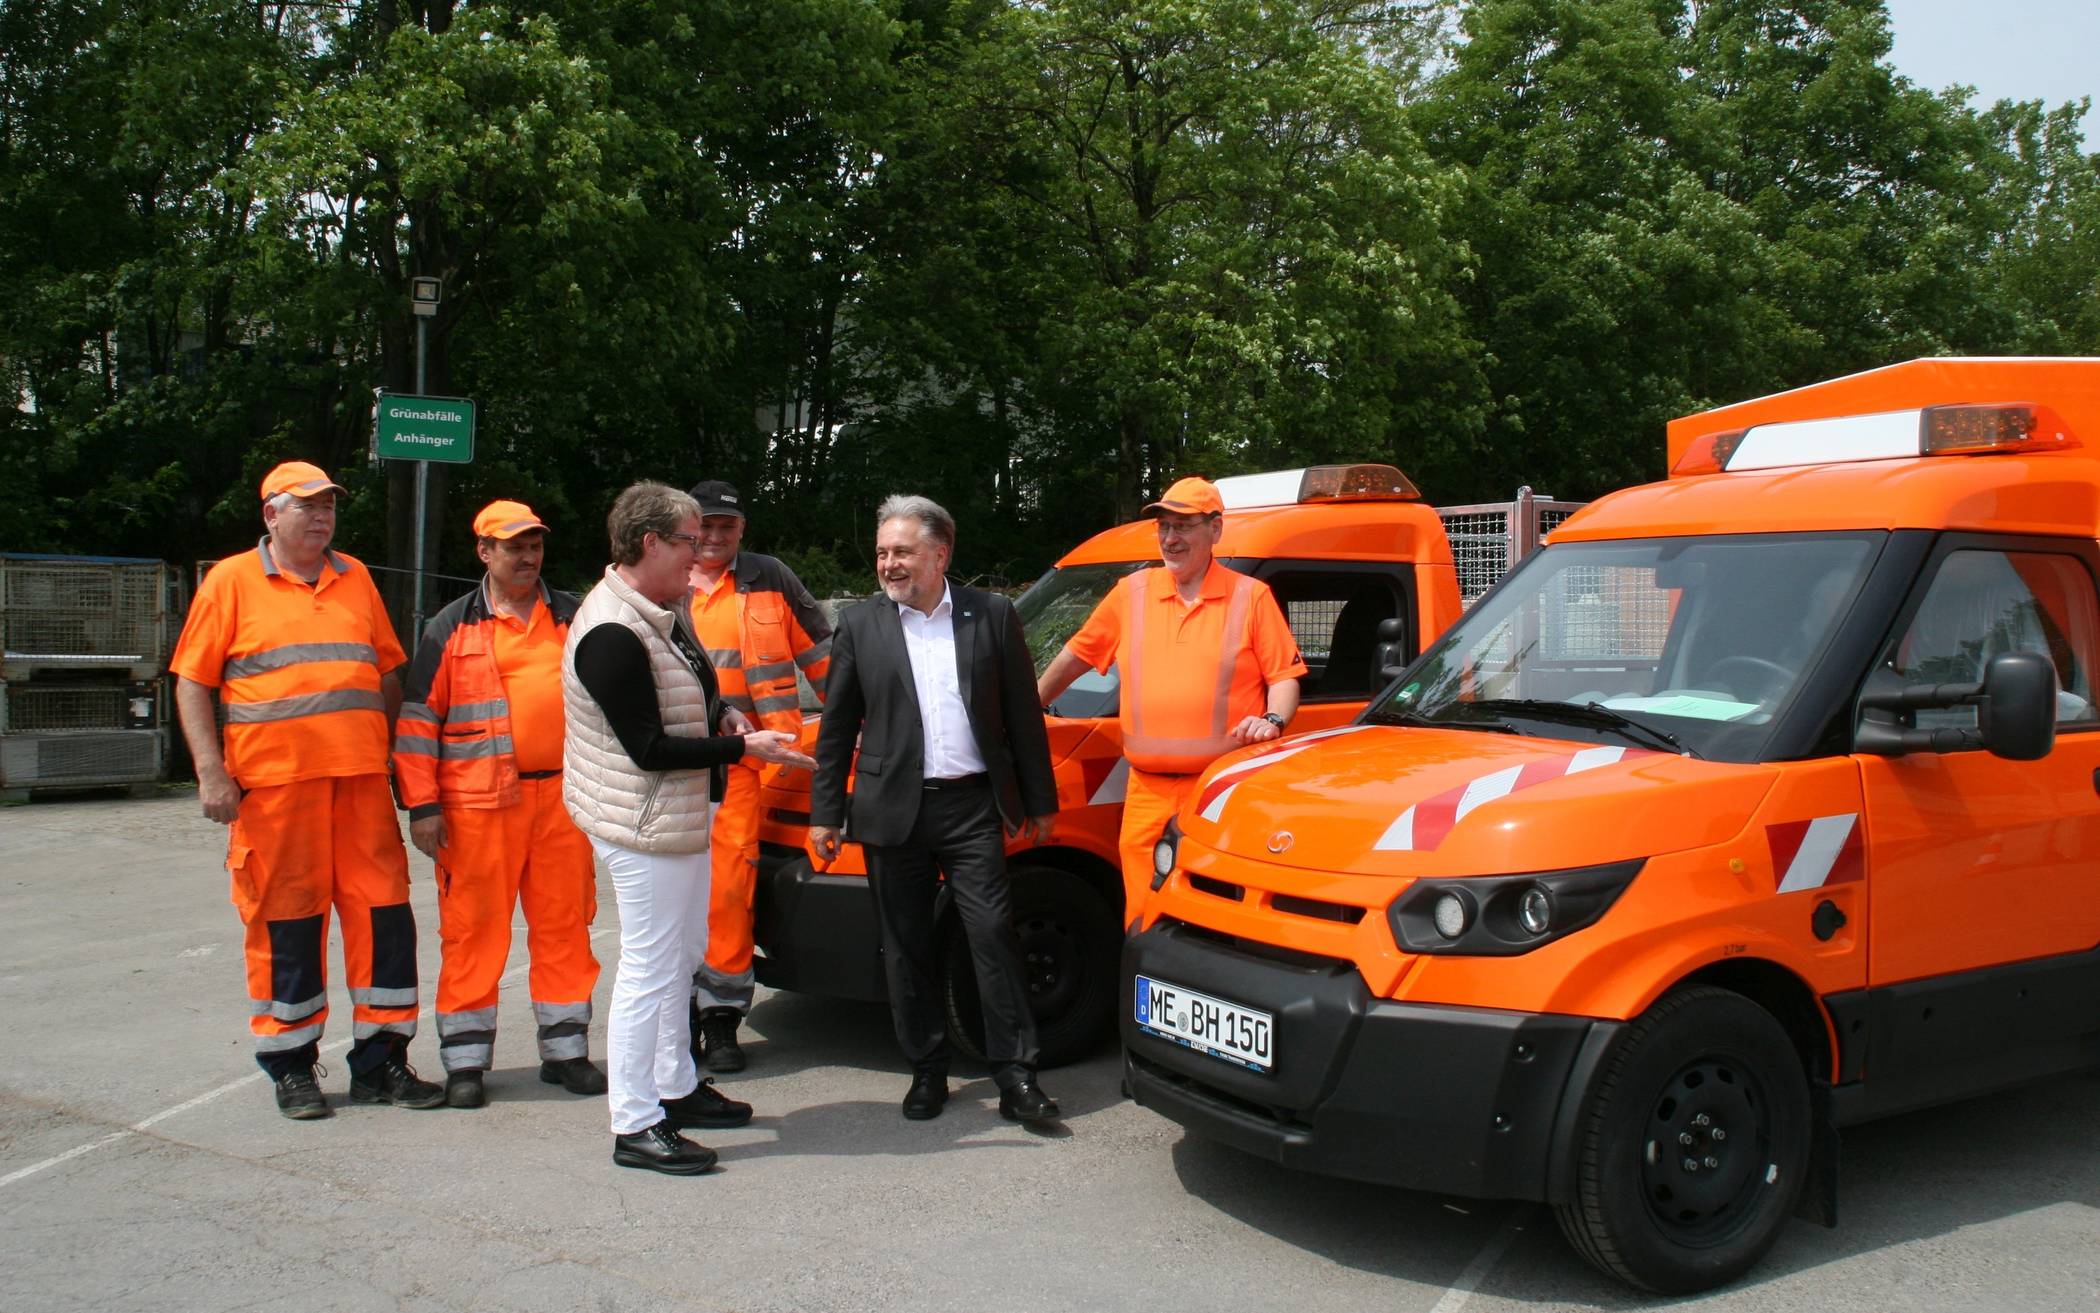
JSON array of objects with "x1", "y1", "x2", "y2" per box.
[
  {"x1": 539, "y1": 1057, "x2": 608, "y2": 1096},
  {"x1": 999, "y1": 1078, "x2": 1061, "y2": 1124},
  {"x1": 902, "y1": 1071, "x2": 947, "y2": 1121},
  {"x1": 660, "y1": 1077, "x2": 752, "y2": 1129},
  {"x1": 612, "y1": 1121, "x2": 718, "y2": 1175},
  {"x1": 445, "y1": 1069, "x2": 487, "y2": 1109}
]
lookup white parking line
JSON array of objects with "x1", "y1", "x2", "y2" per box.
[
  {"x1": 1426, "y1": 1205, "x2": 1529, "y2": 1313},
  {"x1": 0, "y1": 925, "x2": 620, "y2": 1191}
]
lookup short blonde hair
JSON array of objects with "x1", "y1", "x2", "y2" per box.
[{"x1": 606, "y1": 481, "x2": 700, "y2": 566}]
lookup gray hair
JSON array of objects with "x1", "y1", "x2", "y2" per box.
[
  {"x1": 606, "y1": 481, "x2": 701, "y2": 566},
  {"x1": 264, "y1": 492, "x2": 298, "y2": 516},
  {"x1": 875, "y1": 493, "x2": 955, "y2": 551}
]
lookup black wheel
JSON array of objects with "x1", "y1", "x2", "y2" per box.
[
  {"x1": 1554, "y1": 986, "x2": 1810, "y2": 1294},
  {"x1": 1699, "y1": 655, "x2": 1792, "y2": 704},
  {"x1": 943, "y1": 863, "x2": 1118, "y2": 1068}
]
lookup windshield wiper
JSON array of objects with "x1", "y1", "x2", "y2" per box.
[
  {"x1": 1463, "y1": 698, "x2": 1698, "y2": 758},
  {"x1": 1362, "y1": 705, "x2": 1516, "y2": 732}
]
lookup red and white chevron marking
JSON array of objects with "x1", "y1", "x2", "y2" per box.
[
  {"x1": 1193, "y1": 725, "x2": 1373, "y2": 823},
  {"x1": 1373, "y1": 746, "x2": 1644, "y2": 853},
  {"x1": 1766, "y1": 813, "x2": 1863, "y2": 893}
]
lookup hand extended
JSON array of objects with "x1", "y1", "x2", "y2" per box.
[
  {"x1": 720, "y1": 705, "x2": 756, "y2": 736},
  {"x1": 809, "y1": 824, "x2": 843, "y2": 866},
  {"x1": 742, "y1": 729, "x2": 815, "y2": 771},
  {"x1": 1229, "y1": 714, "x2": 1283, "y2": 744},
  {"x1": 409, "y1": 814, "x2": 448, "y2": 859},
  {"x1": 197, "y1": 763, "x2": 240, "y2": 825}
]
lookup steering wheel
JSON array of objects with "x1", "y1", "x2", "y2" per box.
[{"x1": 1699, "y1": 655, "x2": 1792, "y2": 703}]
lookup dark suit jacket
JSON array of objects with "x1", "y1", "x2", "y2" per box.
[{"x1": 810, "y1": 582, "x2": 1057, "y2": 848}]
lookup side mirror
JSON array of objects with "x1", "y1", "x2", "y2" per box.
[
  {"x1": 1979, "y1": 650, "x2": 2056, "y2": 761},
  {"x1": 1854, "y1": 650, "x2": 2057, "y2": 761},
  {"x1": 1374, "y1": 617, "x2": 1408, "y2": 681}
]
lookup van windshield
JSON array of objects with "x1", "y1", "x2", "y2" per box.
[
  {"x1": 1016, "y1": 560, "x2": 1154, "y2": 718},
  {"x1": 1370, "y1": 533, "x2": 1883, "y2": 762}
]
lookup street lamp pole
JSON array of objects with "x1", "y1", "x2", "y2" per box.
[{"x1": 409, "y1": 277, "x2": 441, "y2": 641}]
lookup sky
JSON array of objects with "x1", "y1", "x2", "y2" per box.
[{"x1": 1883, "y1": 0, "x2": 2098, "y2": 130}]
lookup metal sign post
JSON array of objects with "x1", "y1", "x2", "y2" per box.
[{"x1": 410, "y1": 277, "x2": 440, "y2": 640}]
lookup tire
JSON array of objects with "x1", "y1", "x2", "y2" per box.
[
  {"x1": 1553, "y1": 985, "x2": 1811, "y2": 1295},
  {"x1": 943, "y1": 863, "x2": 1119, "y2": 1069}
]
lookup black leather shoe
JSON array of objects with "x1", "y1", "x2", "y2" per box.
[
  {"x1": 445, "y1": 1069, "x2": 487, "y2": 1109},
  {"x1": 999, "y1": 1078, "x2": 1061, "y2": 1124},
  {"x1": 698, "y1": 1007, "x2": 747, "y2": 1073},
  {"x1": 902, "y1": 1071, "x2": 947, "y2": 1121},
  {"x1": 539, "y1": 1057, "x2": 608, "y2": 1096},
  {"x1": 660, "y1": 1077, "x2": 752, "y2": 1129},
  {"x1": 612, "y1": 1121, "x2": 718, "y2": 1175},
  {"x1": 273, "y1": 1066, "x2": 332, "y2": 1120},
  {"x1": 349, "y1": 1054, "x2": 446, "y2": 1109}
]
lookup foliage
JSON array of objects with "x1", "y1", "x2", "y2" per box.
[{"x1": 2, "y1": 0, "x2": 2097, "y2": 589}]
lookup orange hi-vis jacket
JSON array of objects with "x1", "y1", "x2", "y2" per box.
[
  {"x1": 395, "y1": 578, "x2": 582, "y2": 822},
  {"x1": 171, "y1": 539, "x2": 407, "y2": 786},
  {"x1": 1067, "y1": 561, "x2": 1307, "y2": 775},
  {"x1": 690, "y1": 551, "x2": 833, "y2": 735}
]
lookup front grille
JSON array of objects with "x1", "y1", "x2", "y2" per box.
[
  {"x1": 1270, "y1": 893, "x2": 1366, "y2": 925},
  {"x1": 1158, "y1": 917, "x2": 1355, "y2": 974},
  {"x1": 1187, "y1": 874, "x2": 1245, "y2": 902}
]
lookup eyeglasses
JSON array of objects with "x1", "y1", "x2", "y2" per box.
[
  {"x1": 1155, "y1": 516, "x2": 1215, "y2": 538},
  {"x1": 660, "y1": 531, "x2": 701, "y2": 549}
]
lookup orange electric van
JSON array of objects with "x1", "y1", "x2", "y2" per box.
[
  {"x1": 748, "y1": 467, "x2": 1569, "y2": 1064},
  {"x1": 1123, "y1": 358, "x2": 2100, "y2": 1293}
]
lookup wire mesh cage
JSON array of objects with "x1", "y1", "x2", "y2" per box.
[
  {"x1": 3, "y1": 683, "x2": 134, "y2": 734},
  {"x1": 1435, "y1": 489, "x2": 1589, "y2": 606},
  {"x1": 0, "y1": 729, "x2": 165, "y2": 789},
  {"x1": 0, "y1": 556, "x2": 174, "y2": 667}
]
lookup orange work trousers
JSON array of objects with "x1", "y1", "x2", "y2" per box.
[
  {"x1": 433, "y1": 774, "x2": 599, "y2": 1072},
  {"x1": 1118, "y1": 767, "x2": 1204, "y2": 928},
  {"x1": 694, "y1": 760, "x2": 761, "y2": 1013},
  {"x1": 228, "y1": 773, "x2": 416, "y2": 1074}
]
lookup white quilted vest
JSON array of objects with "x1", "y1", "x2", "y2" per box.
[{"x1": 561, "y1": 565, "x2": 714, "y2": 853}]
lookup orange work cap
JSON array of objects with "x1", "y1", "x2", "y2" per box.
[
  {"x1": 1143, "y1": 476, "x2": 1224, "y2": 518},
  {"x1": 259, "y1": 461, "x2": 346, "y2": 502},
  {"x1": 474, "y1": 499, "x2": 549, "y2": 540}
]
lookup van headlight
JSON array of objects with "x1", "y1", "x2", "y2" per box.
[{"x1": 1387, "y1": 859, "x2": 1643, "y2": 956}]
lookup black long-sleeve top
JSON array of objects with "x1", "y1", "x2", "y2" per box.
[{"x1": 572, "y1": 623, "x2": 746, "y2": 772}]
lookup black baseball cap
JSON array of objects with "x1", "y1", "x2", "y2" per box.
[{"x1": 688, "y1": 479, "x2": 746, "y2": 519}]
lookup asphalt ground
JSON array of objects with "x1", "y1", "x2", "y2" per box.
[{"x1": 2, "y1": 790, "x2": 2096, "y2": 1313}]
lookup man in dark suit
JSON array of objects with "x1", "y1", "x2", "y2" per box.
[{"x1": 810, "y1": 494, "x2": 1062, "y2": 1124}]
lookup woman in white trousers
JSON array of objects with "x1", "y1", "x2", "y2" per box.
[{"x1": 560, "y1": 482, "x2": 811, "y2": 1174}]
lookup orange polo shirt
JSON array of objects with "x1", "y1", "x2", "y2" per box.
[
  {"x1": 489, "y1": 595, "x2": 566, "y2": 773},
  {"x1": 1067, "y1": 561, "x2": 1306, "y2": 763},
  {"x1": 171, "y1": 540, "x2": 407, "y2": 787},
  {"x1": 689, "y1": 568, "x2": 738, "y2": 652}
]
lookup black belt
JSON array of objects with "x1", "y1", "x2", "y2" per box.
[
  {"x1": 922, "y1": 772, "x2": 989, "y2": 791},
  {"x1": 519, "y1": 769, "x2": 562, "y2": 780}
]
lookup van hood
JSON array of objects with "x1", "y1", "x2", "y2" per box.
[{"x1": 1184, "y1": 725, "x2": 1774, "y2": 876}]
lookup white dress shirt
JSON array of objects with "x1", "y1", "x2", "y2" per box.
[{"x1": 897, "y1": 583, "x2": 989, "y2": 779}]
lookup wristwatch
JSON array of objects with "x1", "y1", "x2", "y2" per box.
[{"x1": 1261, "y1": 711, "x2": 1287, "y2": 729}]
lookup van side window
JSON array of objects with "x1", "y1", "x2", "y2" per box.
[
  {"x1": 1267, "y1": 573, "x2": 1405, "y2": 702},
  {"x1": 1884, "y1": 550, "x2": 2100, "y2": 727}
]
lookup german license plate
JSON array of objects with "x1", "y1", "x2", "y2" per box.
[{"x1": 1134, "y1": 975, "x2": 1273, "y2": 1071}]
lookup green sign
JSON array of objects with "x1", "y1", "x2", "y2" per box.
[{"x1": 376, "y1": 393, "x2": 475, "y2": 463}]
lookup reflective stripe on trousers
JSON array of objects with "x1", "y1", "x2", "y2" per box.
[{"x1": 228, "y1": 775, "x2": 417, "y2": 1058}]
